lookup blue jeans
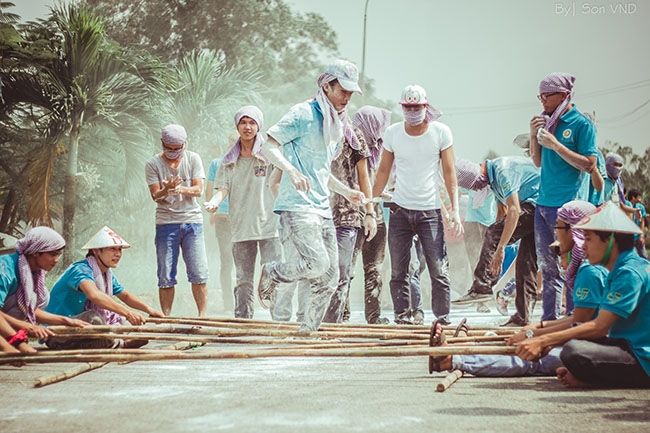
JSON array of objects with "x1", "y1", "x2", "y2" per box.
[
  {"x1": 561, "y1": 338, "x2": 650, "y2": 387},
  {"x1": 323, "y1": 226, "x2": 359, "y2": 323},
  {"x1": 534, "y1": 205, "x2": 564, "y2": 320},
  {"x1": 232, "y1": 238, "x2": 283, "y2": 319},
  {"x1": 453, "y1": 347, "x2": 563, "y2": 376},
  {"x1": 387, "y1": 206, "x2": 450, "y2": 322},
  {"x1": 265, "y1": 212, "x2": 338, "y2": 331},
  {"x1": 155, "y1": 223, "x2": 209, "y2": 287}
]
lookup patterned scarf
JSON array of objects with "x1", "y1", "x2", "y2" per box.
[
  {"x1": 557, "y1": 200, "x2": 597, "y2": 294},
  {"x1": 538, "y1": 72, "x2": 575, "y2": 134},
  {"x1": 14, "y1": 227, "x2": 65, "y2": 324},
  {"x1": 352, "y1": 106, "x2": 392, "y2": 170},
  {"x1": 455, "y1": 159, "x2": 491, "y2": 207},
  {"x1": 84, "y1": 255, "x2": 125, "y2": 325}
]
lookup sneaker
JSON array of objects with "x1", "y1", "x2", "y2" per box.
[
  {"x1": 451, "y1": 292, "x2": 492, "y2": 305},
  {"x1": 495, "y1": 290, "x2": 509, "y2": 316},
  {"x1": 394, "y1": 318, "x2": 413, "y2": 325},
  {"x1": 257, "y1": 262, "x2": 278, "y2": 310},
  {"x1": 476, "y1": 302, "x2": 491, "y2": 313},
  {"x1": 437, "y1": 316, "x2": 452, "y2": 326},
  {"x1": 413, "y1": 311, "x2": 425, "y2": 326},
  {"x1": 371, "y1": 317, "x2": 390, "y2": 325}
]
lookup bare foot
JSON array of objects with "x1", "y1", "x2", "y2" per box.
[
  {"x1": 431, "y1": 321, "x2": 453, "y2": 371},
  {"x1": 556, "y1": 367, "x2": 590, "y2": 388}
]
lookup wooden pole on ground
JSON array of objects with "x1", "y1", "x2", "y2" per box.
[
  {"x1": 2, "y1": 345, "x2": 517, "y2": 365},
  {"x1": 436, "y1": 370, "x2": 463, "y2": 392},
  {"x1": 32, "y1": 341, "x2": 203, "y2": 388}
]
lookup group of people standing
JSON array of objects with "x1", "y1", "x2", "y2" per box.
[{"x1": 2, "y1": 58, "x2": 649, "y2": 390}]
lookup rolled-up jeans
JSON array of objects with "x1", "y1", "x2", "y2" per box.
[
  {"x1": 265, "y1": 211, "x2": 338, "y2": 332},
  {"x1": 452, "y1": 347, "x2": 563, "y2": 376},
  {"x1": 387, "y1": 206, "x2": 451, "y2": 322}
]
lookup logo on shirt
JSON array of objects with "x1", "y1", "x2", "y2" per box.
[
  {"x1": 607, "y1": 292, "x2": 622, "y2": 304},
  {"x1": 575, "y1": 287, "x2": 589, "y2": 300},
  {"x1": 254, "y1": 166, "x2": 267, "y2": 177},
  {"x1": 562, "y1": 129, "x2": 572, "y2": 139}
]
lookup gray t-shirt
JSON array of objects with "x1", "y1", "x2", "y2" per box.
[
  {"x1": 215, "y1": 156, "x2": 279, "y2": 243},
  {"x1": 145, "y1": 151, "x2": 205, "y2": 225}
]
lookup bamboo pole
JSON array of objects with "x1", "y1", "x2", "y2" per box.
[
  {"x1": 45, "y1": 324, "x2": 432, "y2": 341},
  {"x1": 52, "y1": 332, "x2": 433, "y2": 348},
  {"x1": 1, "y1": 345, "x2": 517, "y2": 365},
  {"x1": 32, "y1": 341, "x2": 203, "y2": 387},
  {"x1": 436, "y1": 370, "x2": 463, "y2": 392}
]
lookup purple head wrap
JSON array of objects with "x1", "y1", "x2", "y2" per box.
[
  {"x1": 557, "y1": 200, "x2": 597, "y2": 296},
  {"x1": 222, "y1": 105, "x2": 267, "y2": 165},
  {"x1": 538, "y1": 73, "x2": 575, "y2": 134},
  {"x1": 455, "y1": 159, "x2": 490, "y2": 207},
  {"x1": 352, "y1": 106, "x2": 392, "y2": 170},
  {"x1": 14, "y1": 227, "x2": 66, "y2": 324},
  {"x1": 605, "y1": 153, "x2": 626, "y2": 203}
]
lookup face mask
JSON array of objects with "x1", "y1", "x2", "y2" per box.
[
  {"x1": 403, "y1": 108, "x2": 426, "y2": 126},
  {"x1": 163, "y1": 143, "x2": 185, "y2": 160}
]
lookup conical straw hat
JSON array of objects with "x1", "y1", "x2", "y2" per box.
[
  {"x1": 573, "y1": 201, "x2": 641, "y2": 234},
  {"x1": 82, "y1": 226, "x2": 131, "y2": 249}
]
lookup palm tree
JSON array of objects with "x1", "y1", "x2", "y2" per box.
[
  {"x1": 160, "y1": 49, "x2": 265, "y2": 156},
  {"x1": 40, "y1": 3, "x2": 164, "y2": 264}
]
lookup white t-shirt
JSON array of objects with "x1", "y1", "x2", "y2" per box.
[{"x1": 383, "y1": 121, "x2": 453, "y2": 210}]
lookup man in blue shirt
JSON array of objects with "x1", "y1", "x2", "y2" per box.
[
  {"x1": 516, "y1": 202, "x2": 650, "y2": 388},
  {"x1": 258, "y1": 60, "x2": 365, "y2": 332},
  {"x1": 453, "y1": 157, "x2": 540, "y2": 326},
  {"x1": 529, "y1": 72, "x2": 598, "y2": 321},
  {"x1": 627, "y1": 189, "x2": 647, "y2": 258}
]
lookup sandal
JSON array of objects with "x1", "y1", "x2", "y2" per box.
[
  {"x1": 454, "y1": 317, "x2": 469, "y2": 337},
  {"x1": 428, "y1": 320, "x2": 447, "y2": 374}
]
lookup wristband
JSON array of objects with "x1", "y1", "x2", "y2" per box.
[{"x1": 8, "y1": 329, "x2": 28, "y2": 347}]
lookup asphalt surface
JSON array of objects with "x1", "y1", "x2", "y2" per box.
[{"x1": 2, "y1": 302, "x2": 650, "y2": 433}]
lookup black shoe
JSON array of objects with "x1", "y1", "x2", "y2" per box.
[
  {"x1": 501, "y1": 315, "x2": 527, "y2": 327},
  {"x1": 437, "y1": 316, "x2": 452, "y2": 326},
  {"x1": 451, "y1": 292, "x2": 493, "y2": 305}
]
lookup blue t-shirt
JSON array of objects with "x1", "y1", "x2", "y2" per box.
[
  {"x1": 486, "y1": 156, "x2": 540, "y2": 206},
  {"x1": 46, "y1": 259, "x2": 125, "y2": 317},
  {"x1": 578, "y1": 150, "x2": 606, "y2": 206},
  {"x1": 464, "y1": 188, "x2": 496, "y2": 226},
  {"x1": 572, "y1": 261, "x2": 608, "y2": 317},
  {"x1": 267, "y1": 99, "x2": 337, "y2": 218},
  {"x1": 538, "y1": 105, "x2": 597, "y2": 207},
  {"x1": 602, "y1": 249, "x2": 650, "y2": 375},
  {"x1": 207, "y1": 158, "x2": 229, "y2": 215},
  {"x1": 0, "y1": 252, "x2": 19, "y2": 308}
]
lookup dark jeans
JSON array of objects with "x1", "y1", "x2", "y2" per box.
[
  {"x1": 346, "y1": 222, "x2": 387, "y2": 323},
  {"x1": 561, "y1": 338, "x2": 650, "y2": 388},
  {"x1": 233, "y1": 238, "x2": 283, "y2": 319},
  {"x1": 46, "y1": 310, "x2": 114, "y2": 350},
  {"x1": 469, "y1": 202, "x2": 538, "y2": 324},
  {"x1": 387, "y1": 206, "x2": 450, "y2": 322},
  {"x1": 406, "y1": 236, "x2": 425, "y2": 319},
  {"x1": 323, "y1": 226, "x2": 359, "y2": 323}
]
